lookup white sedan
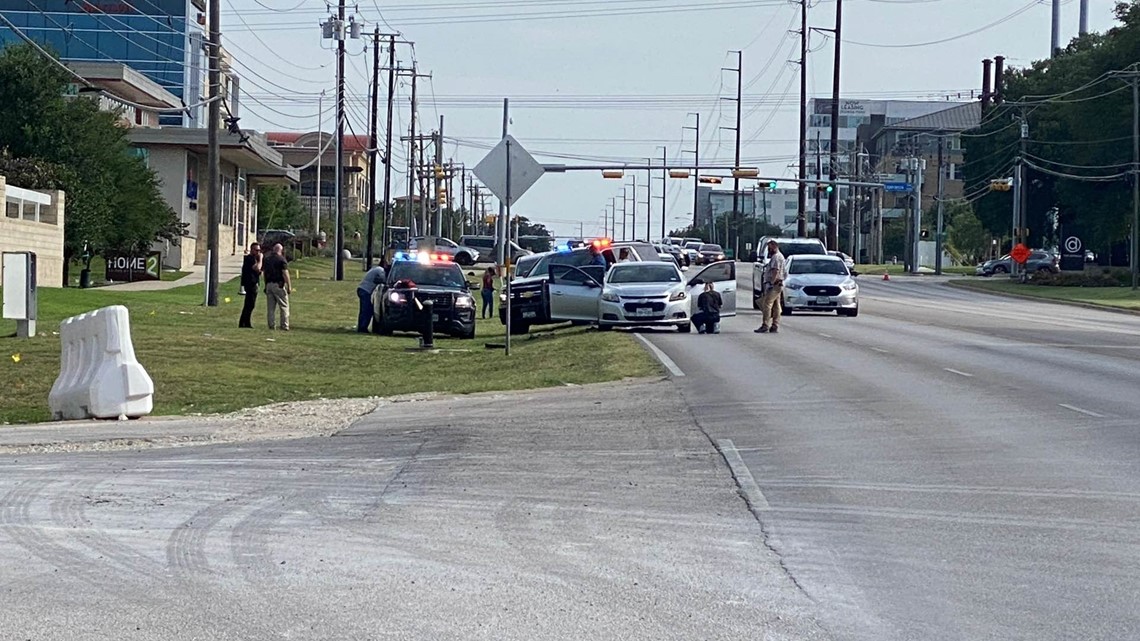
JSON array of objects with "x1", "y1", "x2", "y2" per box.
[
  {"x1": 545, "y1": 261, "x2": 737, "y2": 332},
  {"x1": 782, "y1": 255, "x2": 859, "y2": 317}
]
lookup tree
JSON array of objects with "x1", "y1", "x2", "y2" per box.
[
  {"x1": 0, "y1": 44, "x2": 184, "y2": 282},
  {"x1": 258, "y1": 185, "x2": 309, "y2": 232},
  {"x1": 945, "y1": 202, "x2": 990, "y2": 265}
]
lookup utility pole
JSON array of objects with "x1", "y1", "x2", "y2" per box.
[
  {"x1": 935, "y1": 133, "x2": 945, "y2": 275},
  {"x1": 435, "y1": 116, "x2": 444, "y2": 237},
  {"x1": 380, "y1": 35, "x2": 396, "y2": 253},
  {"x1": 660, "y1": 145, "x2": 667, "y2": 240},
  {"x1": 645, "y1": 156, "x2": 653, "y2": 241},
  {"x1": 722, "y1": 51, "x2": 743, "y2": 256},
  {"x1": 620, "y1": 187, "x2": 627, "y2": 241},
  {"x1": 684, "y1": 113, "x2": 700, "y2": 229},
  {"x1": 815, "y1": 131, "x2": 822, "y2": 240},
  {"x1": 826, "y1": 0, "x2": 843, "y2": 252},
  {"x1": 364, "y1": 26, "x2": 380, "y2": 270},
  {"x1": 333, "y1": 0, "x2": 347, "y2": 281},
  {"x1": 315, "y1": 90, "x2": 323, "y2": 236},
  {"x1": 797, "y1": 0, "x2": 809, "y2": 238},
  {"x1": 205, "y1": 0, "x2": 220, "y2": 305},
  {"x1": 1080, "y1": 0, "x2": 1089, "y2": 35},
  {"x1": 459, "y1": 166, "x2": 466, "y2": 237},
  {"x1": 631, "y1": 174, "x2": 638, "y2": 241},
  {"x1": 1051, "y1": 0, "x2": 1061, "y2": 56},
  {"x1": 1132, "y1": 76, "x2": 1139, "y2": 290},
  {"x1": 910, "y1": 156, "x2": 924, "y2": 275}
]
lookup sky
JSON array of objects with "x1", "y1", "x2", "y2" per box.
[{"x1": 224, "y1": 0, "x2": 1120, "y2": 239}]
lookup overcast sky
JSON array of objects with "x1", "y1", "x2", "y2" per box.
[{"x1": 225, "y1": 0, "x2": 1119, "y2": 238}]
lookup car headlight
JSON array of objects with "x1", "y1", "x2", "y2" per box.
[
  {"x1": 669, "y1": 291, "x2": 686, "y2": 301},
  {"x1": 388, "y1": 291, "x2": 405, "y2": 303},
  {"x1": 455, "y1": 295, "x2": 474, "y2": 308},
  {"x1": 841, "y1": 282, "x2": 857, "y2": 291},
  {"x1": 785, "y1": 283, "x2": 803, "y2": 290},
  {"x1": 601, "y1": 290, "x2": 620, "y2": 302}
]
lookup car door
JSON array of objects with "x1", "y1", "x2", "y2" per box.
[
  {"x1": 687, "y1": 261, "x2": 737, "y2": 317},
  {"x1": 547, "y1": 264, "x2": 602, "y2": 322}
]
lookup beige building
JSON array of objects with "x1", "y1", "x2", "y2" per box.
[
  {"x1": 266, "y1": 132, "x2": 372, "y2": 231},
  {"x1": 0, "y1": 175, "x2": 66, "y2": 287}
]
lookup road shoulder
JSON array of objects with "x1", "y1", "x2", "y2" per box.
[{"x1": 946, "y1": 279, "x2": 1140, "y2": 316}]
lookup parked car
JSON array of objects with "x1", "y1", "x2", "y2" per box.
[
  {"x1": 499, "y1": 241, "x2": 659, "y2": 334},
  {"x1": 682, "y1": 242, "x2": 702, "y2": 266},
  {"x1": 779, "y1": 255, "x2": 860, "y2": 317},
  {"x1": 457, "y1": 235, "x2": 534, "y2": 263},
  {"x1": 654, "y1": 242, "x2": 688, "y2": 268},
  {"x1": 975, "y1": 251, "x2": 1059, "y2": 276},
  {"x1": 411, "y1": 236, "x2": 480, "y2": 266},
  {"x1": 829, "y1": 250, "x2": 855, "y2": 270},
  {"x1": 544, "y1": 260, "x2": 738, "y2": 332}
]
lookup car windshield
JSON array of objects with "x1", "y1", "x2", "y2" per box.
[
  {"x1": 779, "y1": 242, "x2": 827, "y2": 257},
  {"x1": 788, "y1": 259, "x2": 849, "y2": 275},
  {"x1": 608, "y1": 264, "x2": 681, "y2": 284},
  {"x1": 700, "y1": 244, "x2": 722, "y2": 252},
  {"x1": 388, "y1": 262, "x2": 467, "y2": 288},
  {"x1": 513, "y1": 255, "x2": 542, "y2": 278},
  {"x1": 684, "y1": 242, "x2": 702, "y2": 250}
]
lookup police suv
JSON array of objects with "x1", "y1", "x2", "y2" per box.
[{"x1": 372, "y1": 252, "x2": 477, "y2": 339}]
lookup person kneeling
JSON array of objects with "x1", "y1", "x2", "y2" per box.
[{"x1": 692, "y1": 282, "x2": 722, "y2": 334}]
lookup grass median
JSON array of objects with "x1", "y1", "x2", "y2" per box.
[
  {"x1": 0, "y1": 258, "x2": 659, "y2": 424},
  {"x1": 949, "y1": 278, "x2": 1140, "y2": 311}
]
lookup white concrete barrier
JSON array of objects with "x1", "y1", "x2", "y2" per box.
[{"x1": 48, "y1": 305, "x2": 154, "y2": 420}]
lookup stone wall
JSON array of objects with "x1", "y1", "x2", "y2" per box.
[{"x1": 0, "y1": 175, "x2": 66, "y2": 288}]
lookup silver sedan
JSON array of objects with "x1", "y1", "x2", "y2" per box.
[{"x1": 782, "y1": 255, "x2": 860, "y2": 317}]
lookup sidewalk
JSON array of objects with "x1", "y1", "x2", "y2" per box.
[{"x1": 100, "y1": 253, "x2": 245, "y2": 292}]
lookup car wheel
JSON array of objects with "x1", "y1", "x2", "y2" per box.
[
  {"x1": 459, "y1": 329, "x2": 476, "y2": 339},
  {"x1": 598, "y1": 323, "x2": 613, "y2": 332},
  {"x1": 993, "y1": 265, "x2": 1008, "y2": 274},
  {"x1": 677, "y1": 322, "x2": 691, "y2": 333},
  {"x1": 509, "y1": 322, "x2": 530, "y2": 335},
  {"x1": 456, "y1": 253, "x2": 474, "y2": 267},
  {"x1": 377, "y1": 319, "x2": 394, "y2": 336},
  {"x1": 839, "y1": 307, "x2": 859, "y2": 318},
  {"x1": 781, "y1": 306, "x2": 792, "y2": 316}
]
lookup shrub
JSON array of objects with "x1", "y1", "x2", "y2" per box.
[{"x1": 1032, "y1": 268, "x2": 1131, "y2": 287}]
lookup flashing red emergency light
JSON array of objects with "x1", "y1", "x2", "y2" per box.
[{"x1": 590, "y1": 237, "x2": 612, "y2": 249}]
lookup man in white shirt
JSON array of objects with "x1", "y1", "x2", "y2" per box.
[{"x1": 754, "y1": 239, "x2": 786, "y2": 334}]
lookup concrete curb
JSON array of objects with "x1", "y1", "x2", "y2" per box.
[{"x1": 945, "y1": 279, "x2": 1140, "y2": 317}]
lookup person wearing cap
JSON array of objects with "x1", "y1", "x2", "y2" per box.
[{"x1": 754, "y1": 239, "x2": 786, "y2": 334}]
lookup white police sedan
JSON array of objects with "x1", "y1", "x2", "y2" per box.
[{"x1": 782, "y1": 254, "x2": 860, "y2": 317}]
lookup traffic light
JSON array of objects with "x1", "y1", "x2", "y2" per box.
[
  {"x1": 990, "y1": 178, "x2": 1012, "y2": 192},
  {"x1": 698, "y1": 176, "x2": 723, "y2": 184},
  {"x1": 434, "y1": 164, "x2": 445, "y2": 179},
  {"x1": 920, "y1": 228, "x2": 930, "y2": 240},
  {"x1": 437, "y1": 186, "x2": 448, "y2": 205},
  {"x1": 816, "y1": 184, "x2": 833, "y2": 194},
  {"x1": 758, "y1": 181, "x2": 778, "y2": 191}
]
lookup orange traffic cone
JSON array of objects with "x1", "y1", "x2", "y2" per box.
[{"x1": 882, "y1": 271, "x2": 890, "y2": 281}]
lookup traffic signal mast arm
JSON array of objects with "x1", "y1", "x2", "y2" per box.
[{"x1": 542, "y1": 163, "x2": 888, "y2": 190}]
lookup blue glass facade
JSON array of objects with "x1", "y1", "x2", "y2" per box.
[{"x1": 0, "y1": 0, "x2": 205, "y2": 126}]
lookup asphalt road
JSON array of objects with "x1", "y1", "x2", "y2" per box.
[
  {"x1": 0, "y1": 382, "x2": 829, "y2": 640},
  {"x1": 643, "y1": 268, "x2": 1140, "y2": 641}
]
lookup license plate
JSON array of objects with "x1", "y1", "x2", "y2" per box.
[
  {"x1": 522, "y1": 311, "x2": 537, "y2": 319},
  {"x1": 815, "y1": 296, "x2": 831, "y2": 305},
  {"x1": 634, "y1": 307, "x2": 655, "y2": 317}
]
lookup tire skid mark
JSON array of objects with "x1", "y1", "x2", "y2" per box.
[
  {"x1": 50, "y1": 479, "x2": 166, "y2": 581},
  {"x1": 164, "y1": 489, "x2": 263, "y2": 580},
  {"x1": 228, "y1": 493, "x2": 292, "y2": 583}
]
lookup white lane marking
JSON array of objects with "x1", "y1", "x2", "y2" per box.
[
  {"x1": 818, "y1": 333, "x2": 834, "y2": 339},
  {"x1": 871, "y1": 347, "x2": 890, "y2": 353},
  {"x1": 1059, "y1": 403, "x2": 1105, "y2": 418},
  {"x1": 634, "y1": 333, "x2": 685, "y2": 377},
  {"x1": 716, "y1": 439, "x2": 770, "y2": 511},
  {"x1": 943, "y1": 368, "x2": 974, "y2": 378}
]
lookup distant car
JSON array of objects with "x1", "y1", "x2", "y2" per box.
[
  {"x1": 975, "y1": 250, "x2": 1059, "y2": 276},
  {"x1": 829, "y1": 251, "x2": 855, "y2": 270},
  {"x1": 695, "y1": 243, "x2": 726, "y2": 266},
  {"x1": 654, "y1": 243, "x2": 687, "y2": 268},
  {"x1": 457, "y1": 235, "x2": 533, "y2": 263},
  {"x1": 412, "y1": 236, "x2": 480, "y2": 266},
  {"x1": 682, "y1": 242, "x2": 702, "y2": 265},
  {"x1": 781, "y1": 255, "x2": 860, "y2": 317}
]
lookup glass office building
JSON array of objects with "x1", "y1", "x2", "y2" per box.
[{"x1": 0, "y1": 0, "x2": 206, "y2": 126}]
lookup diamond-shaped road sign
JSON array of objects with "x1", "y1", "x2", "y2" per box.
[{"x1": 472, "y1": 135, "x2": 544, "y2": 207}]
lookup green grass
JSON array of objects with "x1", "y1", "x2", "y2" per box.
[
  {"x1": 857, "y1": 264, "x2": 977, "y2": 276},
  {"x1": 0, "y1": 258, "x2": 658, "y2": 424},
  {"x1": 950, "y1": 279, "x2": 1140, "y2": 310}
]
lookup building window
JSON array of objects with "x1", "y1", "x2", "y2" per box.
[
  {"x1": 810, "y1": 114, "x2": 830, "y2": 128},
  {"x1": 784, "y1": 214, "x2": 799, "y2": 224},
  {"x1": 222, "y1": 174, "x2": 235, "y2": 226},
  {"x1": 784, "y1": 201, "x2": 798, "y2": 210},
  {"x1": 947, "y1": 163, "x2": 961, "y2": 181},
  {"x1": 949, "y1": 135, "x2": 962, "y2": 151}
]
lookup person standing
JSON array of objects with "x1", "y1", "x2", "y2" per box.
[
  {"x1": 693, "y1": 281, "x2": 722, "y2": 334},
  {"x1": 238, "y1": 242, "x2": 262, "y2": 328},
  {"x1": 262, "y1": 243, "x2": 292, "y2": 331},
  {"x1": 480, "y1": 267, "x2": 496, "y2": 319},
  {"x1": 754, "y1": 239, "x2": 786, "y2": 334},
  {"x1": 357, "y1": 263, "x2": 387, "y2": 333}
]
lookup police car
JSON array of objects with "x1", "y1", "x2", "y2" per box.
[{"x1": 372, "y1": 251, "x2": 477, "y2": 339}]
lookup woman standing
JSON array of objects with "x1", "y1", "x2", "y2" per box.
[{"x1": 480, "y1": 267, "x2": 497, "y2": 319}]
